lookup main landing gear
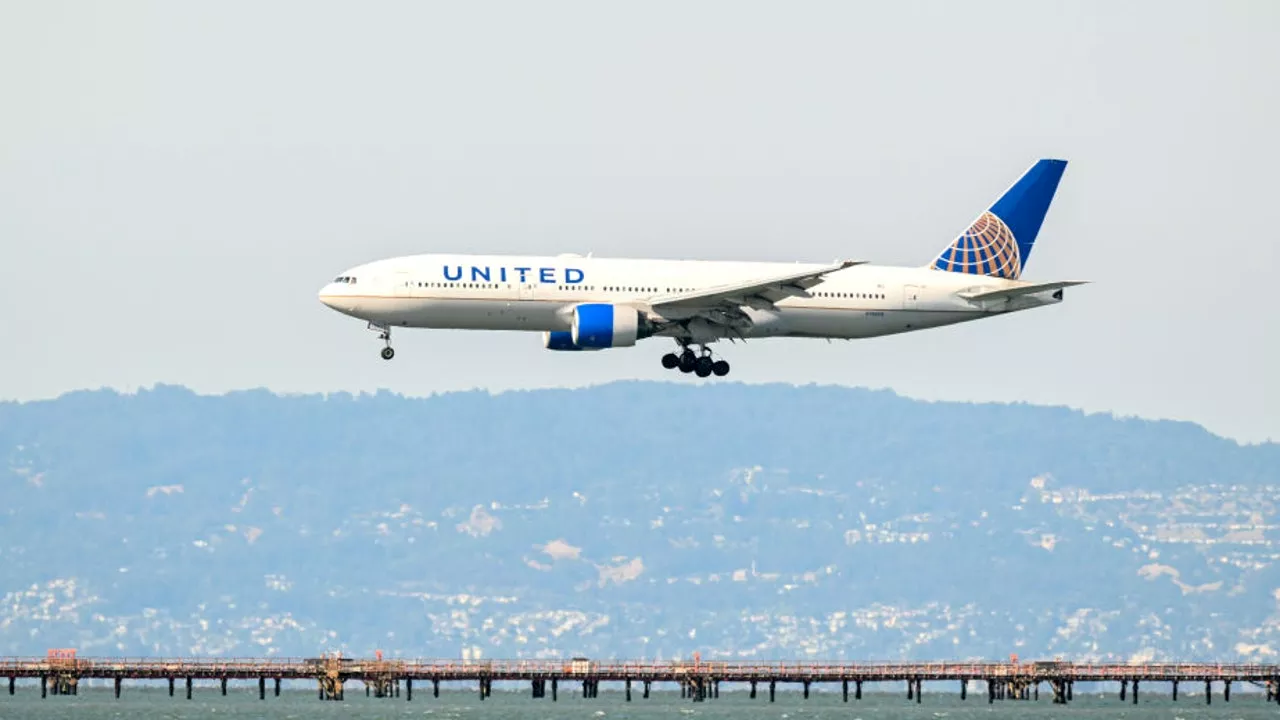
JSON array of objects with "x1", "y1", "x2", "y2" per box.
[
  {"x1": 661, "y1": 346, "x2": 730, "y2": 378},
  {"x1": 370, "y1": 323, "x2": 395, "y2": 360}
]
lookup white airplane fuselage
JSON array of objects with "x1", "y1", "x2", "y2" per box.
[{"x1": 318, "y1": 254, "x2": 1061, "y2": 341}]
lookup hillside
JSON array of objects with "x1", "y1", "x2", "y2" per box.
[{"x1": 1, "y1": 382, "x2": 1277, "y2": 661}]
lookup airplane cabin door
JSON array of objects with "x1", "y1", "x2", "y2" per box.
[
  {"x1": 393, "y1": 272, "x2": 412, "y2": 297},
  {"x1": 903, "y1": 285, "x2": 922, "y2": 310}
]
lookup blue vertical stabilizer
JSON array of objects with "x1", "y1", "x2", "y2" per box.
[{"x1": 930, "y1": 159, "x2": 1067, "y2": 280}]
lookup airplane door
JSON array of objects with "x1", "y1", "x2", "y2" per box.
[
  {"x1": 393, "y1": 272, "x2": 412, "y2": 297},
  {"x1": 903, "y1": 285, "x2": 922, "y2": 309}
]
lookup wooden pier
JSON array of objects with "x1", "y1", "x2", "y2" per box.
[{"x1": 3, "y1": 652, "x2": 1280, "y2": 705}]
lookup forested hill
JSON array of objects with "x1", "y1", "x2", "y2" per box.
[{"x1": 2, "y1": 382, "x2": 1277, "y2": 661}]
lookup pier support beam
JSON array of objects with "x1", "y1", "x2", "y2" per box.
[
  {"x1": 907, "y1": 679, "x2": 914, "y2": 700},
  {"x1": 1173, "y1": 680, "x2": 1178, "y2": 701},
  {"x1": 221, "y1": 677, "x2": 227, "y2": 696},
  {"x1": 41, "y1": 676, "x2": 46, "y2": 699},
  {"x1": 961, "y1": 679, "x2": 967, "y2": 700},
  {"x1": 551, "y1": 678, "x2": 557, "y2": 701},
  {"x1": 1205, "y1": 680, "x2": 1211, "y2": 705},
  {"x1": 114, "y1": 677, "x2": 122, "y2": 699},
  {"x1": 803, "y1": 680, "x2": 810, "y2": 699},
  {"x1": 8, "y1": 676, "x2": 14, "y2": 696},
  {"x1": 644, "y1": 680, "x2": 650, "y2": 699},
  {"x1": 1224, "y1": 680, "x2": 1231, "y2": 702},
  {"x1": 407, "y1": 678, "x2": 412, "y2": 702},
  {"x1": 433, "y1": 677, "x2": 440, "y2": 698},
  {"x1": 275, "y1": 678, "x2": 281, "y2": 697},
  {"x1": 626, "y1": 679, "x2": 632, "y2": 702},
  {"x1": 168, "y1": 678, "x2": 174, "y2": 697},
  {"x1": 259, "y1": 677, "x2": 266, "y2": 700},
  {"x1": 987, "y1": 679, "x2": 995, "y2": 704},
  {"x1": 1133, "y1": 679, "x2": 1139, "y2": 704},
  {"x1": 769, "y1": 680, "x2": 776, "y2": 702},
  {"x1": 186, "y1": 677, "x2": 192, "y2": 700},
  {"x1": 856, "y1": 680, "x2": 862, "y2": 700},
  {"x1": 1120, "y1": 679, "x2": 1127, "y2": 702},
  {"x1": 843, "y1": 679, "x2": 848, "y2": 702}
]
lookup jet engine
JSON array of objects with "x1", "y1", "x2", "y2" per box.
[
  {"x1": 570, "y1": 303, "x2": 642, "y2": 349},
  {"x1": 543, "y1": 331, "x2": 600, "y2": 351}
]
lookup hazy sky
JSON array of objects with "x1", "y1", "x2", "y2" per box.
[{"x1": 3, "y1": 1, "x2": 1277, "y2": 443}]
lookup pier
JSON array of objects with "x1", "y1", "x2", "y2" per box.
[{"x1": 3, "y1": 651, "x2": 1279, "y2": 705}]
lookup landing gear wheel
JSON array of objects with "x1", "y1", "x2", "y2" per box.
[
  {"x1": 711, "y1": 360, "x2": 730, "y2": 377},
  {"x1": 661, "y1": 353, "x2": 680, "y2": 370},
  {"x1": 380, "y1": 347, "x2": 395, "y2": 361},
  {"x1": 694, "y1": 356, "x2": 714, "y2": 378},
  {"x1": 678, "y1": 351, "x2": 697, "y2": 373}
]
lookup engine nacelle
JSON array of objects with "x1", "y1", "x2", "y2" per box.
[
  {"x1": 571, "y1": 303, "x2": 640, "y2": 348},
  {"x1": 543, "y1": 331, "x2": 600, "y2": 351}
]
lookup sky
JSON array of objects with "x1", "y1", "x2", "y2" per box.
[{"x1": 2, "y1": 0, "x2": 1277, "y2": 443}]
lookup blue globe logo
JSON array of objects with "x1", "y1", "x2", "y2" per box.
[{"x1": 932, "y1": 212, "x2": 1022, "y2": 280}]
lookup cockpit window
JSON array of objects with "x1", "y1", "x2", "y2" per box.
[{"x1": 332, "y1": 276, "x2": 357, "y2": 284}]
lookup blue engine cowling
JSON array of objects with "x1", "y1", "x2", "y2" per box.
[
  {"x1": 543, "y1": 331, "x2": 600, "y2": 351},
  {"x1": 571, "y1": 303, "x2": 640, "y2": 348}
]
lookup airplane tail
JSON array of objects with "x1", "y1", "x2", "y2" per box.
[{"x1": 929, "y1": 158, "x2": 1067, "y2": 280}]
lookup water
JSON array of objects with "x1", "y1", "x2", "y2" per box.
[{"x1": 1, "y1": 687, "x2": 1275, "y2": 720}]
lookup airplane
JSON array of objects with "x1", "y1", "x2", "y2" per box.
[{"x1": 319, "y1": 158, "x2": 1083, "y2": 377}]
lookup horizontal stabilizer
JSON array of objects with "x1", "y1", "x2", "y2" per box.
[{"x1": 959, "y1": 280, "x2": 1088, "y2": 303}]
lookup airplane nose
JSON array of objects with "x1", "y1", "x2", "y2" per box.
[
  {"x1": 318, "y1": 282, "x2": 361, "y2": 317},
  {"x1": 318, "y1": 285, "x2": 338, "y2": 309}
]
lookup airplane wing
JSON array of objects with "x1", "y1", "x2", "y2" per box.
[
  {"x1": 958, "y1": 280, "x2": 1088, "y2": 303},
  {"x1": 649, "y1": 260, "x2": 865, "y2": 312}
]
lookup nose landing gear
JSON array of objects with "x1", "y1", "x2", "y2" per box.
[
  {"x1": 661, "y1": 345, "x2": 729, "y2": 377},
  {"x1": 369, "y1": 323, "x2": 395, "y2": 360}
]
